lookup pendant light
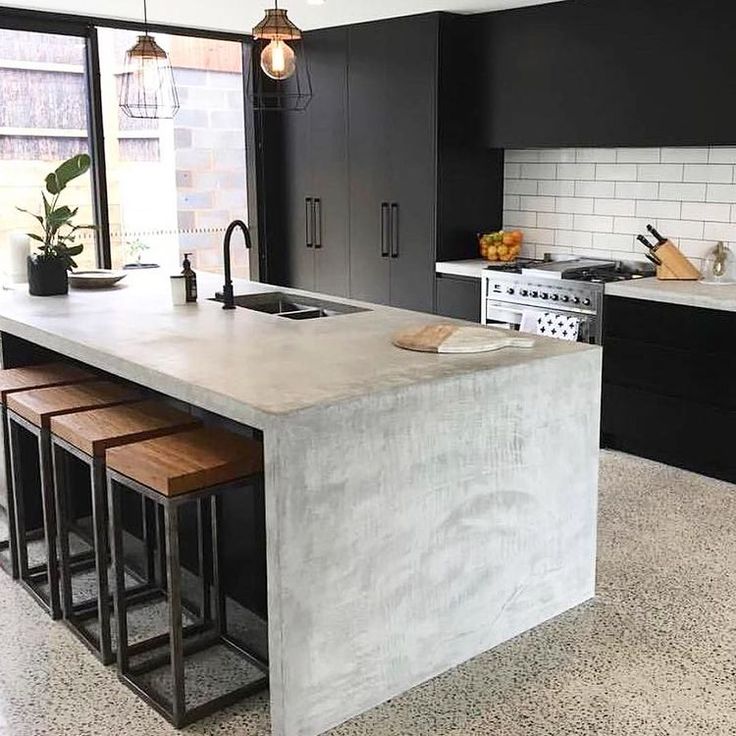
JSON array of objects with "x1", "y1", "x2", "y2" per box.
[
  {"x1": 246, "y1": 1, "x2": 312, "y2": 112},
  {"x1": 119, "y1": 0, "x2": 180, "y2": 119}
]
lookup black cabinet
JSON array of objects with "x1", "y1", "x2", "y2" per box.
[
  {"x1": 435, "y1": 274, "x2": 481, "y2": 322},
  {"x1": 281, "y1": 27, "x2": 349, "y2": 296},
  {"x1": 602, "y1": 296, "x2": 736, "y2": 483},
  {"x1": 272, "y1": 13, "x2": 504, "y2": 313}
]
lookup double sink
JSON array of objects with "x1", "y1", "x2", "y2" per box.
[{"x1": 212, "y1": 291, "x2": 369, "y2": 320}]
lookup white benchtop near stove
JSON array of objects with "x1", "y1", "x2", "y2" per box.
[
  {"x1": 435, "y1": 259, "x2": 488, "y2": 278},
  {"x1": 606, "y1": 277, "x2": 736, "y2": 313}
]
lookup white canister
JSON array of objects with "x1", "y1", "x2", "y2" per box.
[
  {"x1": 7, "y1": 231, "x2": 30, "y2": 284},
  {"x1": 170, "y1": 274, "x2": 187, "y2": 305}
]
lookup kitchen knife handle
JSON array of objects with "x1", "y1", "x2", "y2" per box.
[
  {"x1": 390, "y1": 203, "x2": 399, "y2": 258},
  {"x1": 646, "y1": 224, "x2": 666, "y2": 245},
  {"x1": 305, "y1": 197, "x2": 313, "y2": 248},
  {"x1": 380, "y1": 203, "x2": 390, "y2": 257},
  {"x1": 645, "y1": 252, "x2": 662, "y2": 267},
  {"x1": 637, "y1": 234, "x2": 655, "y2": 250},
  {"x1": 313, "y1": 198, "x2": 322, "y2": 249}
]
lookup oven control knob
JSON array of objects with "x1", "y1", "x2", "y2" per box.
[
  {"x1": 540, "y1": 293, "x2": 548, "y2": 299},
  {"x1": 583, "y1": 298, "x2": 591, "y2": 306},
  {"x1": 550, "y1": 294, "x2": 559, "y2": 301},
  {"x1": 531, "y1": 291, "x2": 538, "y2": 298},
  {"x1": 572, "y1": 297, "x2": 580, "y2": 304},
  {"x1": 507, "y1": 287, "x2": 514, "y2": 294},
  {"x1": 561, "y1": 295, "x2": 570, "y2": 302},
  {"x1": 520, "y1": 289, "x2": 528, "y2": 296}
]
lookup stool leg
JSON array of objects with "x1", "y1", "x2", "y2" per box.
[
  {"x1": 92, "y1": 457, "x2": 113, "y2": 665},
  {"x1": 164, "y1": 502, "x2": 186, "y2": 727},
  {"x1": 52, "y1": 443, "x2": 74, "y2": 619},
  {"x1": 108, "y1": 477, "x2": 130, "y2": 674},
  {"x1": 9, "y1": 418, "x2": 29, "y2": 581},
  {"x1": 197, "y1": 499, "x2": 211, "y2": 625},
  {"x1": 39, "y1": 428, "x2": 61, "y2": 619},
  {"x1": 157, "y1": 505, "x2": 167, "y2": 593},
  {"x1": 211, "y1": 495, "x2": 226, "y2": 638},
  {"x1": 1, "y1": 406, "x2": 18, "y2": 578}
]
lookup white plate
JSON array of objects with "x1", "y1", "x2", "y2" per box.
[{"x1": 69, "y1": 270, "x2": 127, "y2": 289}]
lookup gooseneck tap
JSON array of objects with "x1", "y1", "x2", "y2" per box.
[{"x1": 221, "y1": 219, "x2": 252, "y2": 310}]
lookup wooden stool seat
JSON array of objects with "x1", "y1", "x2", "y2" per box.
[
  {"x1": 0, "y1": 362, "x2": 95, "y2": 403},
  {"x1": 8, "y1": 380, "x2": 142, "y2": 429},
  {"x1": 106, "y1": 427, "x2": 263, "y2": 497},
  {"x1": 51, "y1": 399, "x2": 200, "y2": 458}
]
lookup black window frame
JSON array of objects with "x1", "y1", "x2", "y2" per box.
[{"x1": 0, "y1": 7, "x2": 260, "y2": 274}]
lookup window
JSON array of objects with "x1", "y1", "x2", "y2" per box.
[{"x1": 0, "y1": 28, "x2": 97, "y2": 272}]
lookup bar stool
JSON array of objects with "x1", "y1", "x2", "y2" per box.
[
  {"x1": 106, "y1": 427, "x2": 268, "y2": 728},
  {"x1": 0, "y1": 363, "x2": 96, "y2": 579},
  {"x1": 7, "y1": 380, "x2": 141, "y2": 618},
  {"x1": 51, "y1": 399, "x2": 201, "y2": 664}
]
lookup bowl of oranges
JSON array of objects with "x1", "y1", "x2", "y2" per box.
[{"x1": 478, "y1": 230, "x2": 523, "y2": 262}]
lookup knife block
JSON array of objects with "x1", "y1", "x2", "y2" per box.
[{"x1": 655, "y1": 240, "x2": 701, "y2": 280}]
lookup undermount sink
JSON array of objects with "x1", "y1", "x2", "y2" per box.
[{"x1": 211, "y1": 291, "x2": 370, "y2": 320}]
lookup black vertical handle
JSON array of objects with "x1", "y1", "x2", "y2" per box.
[
  {"x1": 305, "y1": 197, "x2": 313, "y2": 248},
  {"x1": 380, "y1": 203, "x2": 390, "y2": 257},
  {"x1": 390, "y1": 203, "x2": 399, "y2": 258},
  {"x1": 314, "y1": 198, "x2": 322, "y2": 249}
]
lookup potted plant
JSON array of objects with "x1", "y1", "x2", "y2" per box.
[{"x1": 17, "y1": 153, "x2": 94, "y2": 296}]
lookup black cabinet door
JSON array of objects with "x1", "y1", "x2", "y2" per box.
[
  {"x1": 435, "y1": 274, "x2": 481, "y2": 322},
  {"x1": 281, "y1": 91, "x2": 314, "y2": 291},
  {"x1": 347, "y1": 22, "x2": 391, "y2": 305},
  {"x1": 385, "y1": 15, "x2": 437, "y2": 313},
  {"x1": 310, "y1": 28, "x2": 350, "y2": 298}
]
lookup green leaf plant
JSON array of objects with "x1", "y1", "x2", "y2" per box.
[{"x1": 16, "y1": 153, "x2": 95, "y2": 270}]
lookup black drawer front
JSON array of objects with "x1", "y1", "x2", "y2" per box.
[
  {"x1": 602, "y1": 383, "x2": 736, "y2": 483},
  {"x1": 604, "y1": 296, "x2": 736, "y2": 354},
  {"x1": 435, "y1": 274, "x2": 481, "y2": 322}
]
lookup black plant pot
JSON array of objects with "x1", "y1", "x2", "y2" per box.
[{"x1": 27, "y1": 255, "x2": 68, "y2": 296}]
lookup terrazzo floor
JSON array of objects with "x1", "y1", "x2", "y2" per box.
[{"x1": 0, "y1": 450, "x2": 735, "y2": 735}]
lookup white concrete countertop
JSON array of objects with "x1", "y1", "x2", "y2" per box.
[
  {"x1": 606, "y1": 277, "x2": 736, "y2": 313},
  {"x1": 0, "y1": 270, "x2": 594, "y2": 427},
  {"x1": 435, "y1": 259, "x2": 489, "y2": 278}
]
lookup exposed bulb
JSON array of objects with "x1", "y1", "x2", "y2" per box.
[
  {"x1": 135, "y1": 57, "x2": 164, "y2": 93},
  {"x1": 260, "y1": 39, "x2": 296, "y2": 80}
]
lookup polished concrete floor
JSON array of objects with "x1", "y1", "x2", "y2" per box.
[{"x1": 0, "y1": 450, "x2": 734, "y2": 735}]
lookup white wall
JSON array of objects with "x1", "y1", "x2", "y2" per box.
[{"x1": 503, "y1": 147, "x2": 736, "y2": 270}]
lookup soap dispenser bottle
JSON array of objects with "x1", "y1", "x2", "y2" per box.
[{"x1": 181, "y1": 253, "x2": 197, "y2": 302}]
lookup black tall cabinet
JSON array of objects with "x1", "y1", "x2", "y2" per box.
[{"x1": 272, "y1": 13, "x2": 504, "y2": 314}]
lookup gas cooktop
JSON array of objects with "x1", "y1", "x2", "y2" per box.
[{"x1": 485, "y1": 257, "x2": 655, "y2": 282}]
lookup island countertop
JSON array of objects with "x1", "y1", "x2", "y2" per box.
[
  {"x1": 0, "y1": 270, "x2": 596, "y2": 427},
  {"x1": 606, "y1": 276, "x2": 736, "y2": 312}
]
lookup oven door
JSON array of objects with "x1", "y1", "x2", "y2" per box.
[{"x1": 484, "y1": 299, "x2": 599, "y2": 344}]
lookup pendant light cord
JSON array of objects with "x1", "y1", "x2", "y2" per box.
[{"x1": 143, "y1": 0, "x2": 148, "y2": 32}]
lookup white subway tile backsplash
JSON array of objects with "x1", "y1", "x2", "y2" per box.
[
  {"x1": 683, "y1": 164, "x2": 733, "y2": 183},
  {"x1": 661, "y1": 147, "x2": 709, "y2": 164},
  {"x1": 503, "y1": 147, "x2": 736, "y2": 263},
  {"x1": 503, "y1": 210, "x2": 537, "y2": 228},
  {"x1": 594, "y1": 198, "x2": 636, "y2": 216},
  {"x1": 636, "y1": 200, "x2": 681, "y2": 219},
  {"x1": 637, "y1": 163, "x2": 684, "y2": 182},
  {"x1": 538, "y1": 212, "x2": 574, "y2": 229},
  {"x1": 557, "y1": 163, "x2": 595, "y2": 180},
  {"x1": 575, "y1": 181, "x2": 616, "y2": 197},
  {"x1": 519, "y1": 195, "x2": 555, "y2": 212},
  {"x1": 616, "y1": 148, "x2": 661, "y2": 164},
  {"x1": 681, "y1": 202, "x2": 731, "y2": 222},
  {"x1": 614, "y1": 181, "x2": 659, "y2": 199},
  {"x1": 573, "y1": 214, "x2": 614, "y2": 232},
  {"x1": 595, "y1": 164, "x2": 638, "y2": 181},
  {"x1": 658, "y1": 182, "x2": 707, "y2": 201},
  {"x1": 576, "y1": 148, "x2": 616, "y2": 163},
  {"x1": 505, "y1": 179, "x2": 538, "y2": 195},
  {"x1": 556, "y1": 197, "x2": 594, "y2": 214},
  {"x1": 520, "y1": 163, "x2": 557, "y2": 180},
  {"x1": 539, "y1": 180, "x2": 576, "y2": 196}
]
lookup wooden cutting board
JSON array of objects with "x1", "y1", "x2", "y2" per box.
[{"x1": 392, "y1": 324, "x2": 535, "y2": 354}]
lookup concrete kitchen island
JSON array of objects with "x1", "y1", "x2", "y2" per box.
[{"x1": 0, "y1": 272, "x2": 601, "y2": 736}]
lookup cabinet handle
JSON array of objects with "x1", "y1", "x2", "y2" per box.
[
  {"x1": 305, "y1": 197, "x2": 313, "y2": 248},
  {"x1": 380, "y1": 202, "x2": 390, "y2": 257},
  {"x1": 314, "y1": 198, "x2": 322, "y2": 249},
  {"x1": 390, "y1": 203, "x2": 399, "y2": 258}
]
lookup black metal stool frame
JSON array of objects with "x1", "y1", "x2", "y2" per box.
[
  {"x1": 52, "y1": 433, "x2": 169, "y2": 665},
  {"x1": 107, "y1": 468, "x2": 269, "y2": 728},
  {"x1": 0, "y1": 404, "x2": 20, "y2": 578}
]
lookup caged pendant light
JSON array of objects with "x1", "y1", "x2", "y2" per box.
[
  {"x1": 246, "y1": 1, "x2": 312, "y2": 112},
  {"x1": 119, "y1": 0, "x2": 180, "y2": 119}
]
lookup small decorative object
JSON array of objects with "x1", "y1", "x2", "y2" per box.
[
  {"x1": 68, "y1": 270, "x2": 127, "y2": 289},
  {"x1": 181, "y1": 252, "x2": 197, "y2": 302},
  {"x1": 170, "y1": 274, "x2": 187, "y2": 305},
  {"x1": 17, "y1": 153, "x2": 94, "y2": 296},
  {"x1": 6, "y1": 231, "x2": 29, "y2": 284},
  {"x1": 246, "y1": 0, "x2": 312, "y2": 112},
  {"x1": 478, "y1": 230, "x2": 523, "y2": 262},
  {"x1": 119, "y1": 0, "x2": 179, "y2": 119},
  {"x1": 701, "y1": 241, "x2": 736, "y2": 284}
]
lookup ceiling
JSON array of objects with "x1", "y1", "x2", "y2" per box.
[{"x1": 1, "y1": 0, "x2": 566, "y2": 33}]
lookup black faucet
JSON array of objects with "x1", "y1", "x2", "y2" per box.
[{"x1": 221, "y1": 219, "x2": 252, "y2": 310}]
